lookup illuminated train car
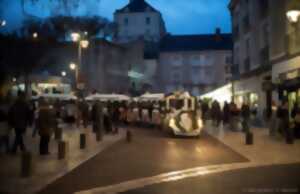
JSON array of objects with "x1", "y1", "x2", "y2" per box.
[{"x1": 163, "y1": 91, "x2": 203, "y2": 137}]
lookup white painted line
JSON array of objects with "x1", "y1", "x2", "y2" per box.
[{"x1": 76, "y1": 161, "x2": 287, "y2": 194}]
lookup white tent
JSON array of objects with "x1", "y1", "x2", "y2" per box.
[
  {"x1": 139, "y1": 93, "x2": 165, "y2": 101},
  {"x1": 85, "y1": 93, "x2": 131, "y2": 101},
  {"x1": 32, "y1": 93, "x2": 77, "y2": 101}
]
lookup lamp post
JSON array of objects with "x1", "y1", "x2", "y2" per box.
[
  {"x1": 70, "y1": 32, "x2": 89, "y2": 92},
  {"x1": 70, "y1": 63, "x2": 78, "y2": 90},
  {"x1": 287, "y1": 0, "x2": 300, "y2": 24}
]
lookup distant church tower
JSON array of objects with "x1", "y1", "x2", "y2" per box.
[{"x1": 114, "y1": 0, "x2": 166, "y2": 43}]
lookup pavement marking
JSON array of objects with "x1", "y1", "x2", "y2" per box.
[{"x1": 75, "y1": 161, "x2": 288, "y2": 194}]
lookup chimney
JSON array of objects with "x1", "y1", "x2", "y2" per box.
[{"x1": 215, "y1": 27, "x2": 222, "y2": 41}]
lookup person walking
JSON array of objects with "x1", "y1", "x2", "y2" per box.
[
  {"x1": 92, "y1": 101, "x2": 104, "y2": 134},
  {"x1": 0, "y1": 100, "x2": 11, "y2": 153},
  {"x1": 36, "y1": 98, "x2": 56, "y2": 155},
  {"x1": 9, "y1": 92, "x2": 30, "y2": 154},
  {"x1": 223, "y1": 101, "x2": 230, "y2": 125},
  {"x1": 241, "y1": 102, "x2": 251, "y2": 133}
]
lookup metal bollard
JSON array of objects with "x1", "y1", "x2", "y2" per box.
[
  {"x1": 21, "y1": 152, "x2": 32, "y2": 178},
  {"x1": 126, "y1": 130, "x2": 132, "y2": 143},
  {"x1": 58, "y1": 141, "x2": 67, "y2": 160},
  {"x1": 80, "y1": 133, "x2": 86, "y2": 149},
  {"x1": 96, "y1": 130, "x2": 103, "y2": 142},
  {"x1": 55, "y1": 127, "x2": 63, "y2": 141},
  {"x1": 286, "y1": 129, "x2": 294, "y2": 144},
  {"x1": 246, "y1": 132, "x2": 253, "y2": 145}
]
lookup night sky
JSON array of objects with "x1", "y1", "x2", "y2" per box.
[{"x1": 1, "y1": 0, "x2": 231, "y2": 35}]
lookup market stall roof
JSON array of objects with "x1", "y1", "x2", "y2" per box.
[
  {"x1": 139, "y1": 93, "x2": 165, "y2": 101},
  {"x1": 32, "y1": 93, "x2": 77, "y2": 101},
  {"x1": 85, "y1": 93, "x2": 131, "y2": 101}
]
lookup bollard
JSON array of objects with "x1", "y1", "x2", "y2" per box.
[
  {"x1": 55, "y1": 127, "x2": 63, "y2": 141},
  {"x1": 21, "y1": 152, "x2": 32, "y2": 178},
  {"x1": 58, "y1": 141, "x2": 67, "y2": 160},
  {"x1": 96, "y1": 130, "x2": 103, "y2": 142},
  {"x1": 246, "y1": 132, "x2": 253, "y2": 145},
  {"x1": 80, "y1": 133, "x2": 86, "y2": 149},
  {"x1": 286, "y1": 129, "x2": 294, "y2": 144},
  {"x1": 126, "y1": 130, "x2": 132, "y2": 143},
  {"x1": 114, "y1": 126, "x2": 119, "y2": 135}
]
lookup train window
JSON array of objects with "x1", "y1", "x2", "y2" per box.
[{"x1": 170, "y1": 99, "x2": 184, "y2": 110}]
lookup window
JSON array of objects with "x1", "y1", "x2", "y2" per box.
[
  {"x1": 124, "y1": 18, "x2": 129, "y2": 26},
  {"x1": 171, "y1": 55, "x2": 183, "y2": 67},
  {"x1": 246, "y1": 38, "x2": 250, "y2": 57},
  {"x1": 146, "y1": 17, "x2": 151, "y2": 25},
  {"x1": 172, "y1": 72, "x2": 181, "y2": 83},
  {"x1": 226, "y1": 55, "x2": 233, "y2": 64},
  {"x1": 191, "y1": 55, "x2": 201, "y2": 66}
]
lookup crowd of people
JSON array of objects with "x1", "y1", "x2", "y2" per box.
[{"x1": 1, "y1": 92, "x2": 300, "y2": 155}]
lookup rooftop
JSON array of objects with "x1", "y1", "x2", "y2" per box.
[
  {"x1": 115, "y1": 0, "x2": 159, "y2": 14},
  {"x1": 160, "y1": 33, "x2": 233, "y2": 52}
]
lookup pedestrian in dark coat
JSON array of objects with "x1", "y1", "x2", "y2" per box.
[
  {"x1": 9, "y1": 92, "x2": 30, "y2": 153},
  {"x1": 0, "y1": 101, "x2": 11, "y2": 153},
  {"x1": 223, "y1": 102, "x2": 230, "y2": 124},
  {"x1": 92, "y1": 101, "x2": 104, "y2": 133},
  {"x1": 36, "y1": 98, "x2": 56, "y2": 155},
  {"x1": 241, "y1": 102, "x2": 251, "y2": 133},
  {"x1": 79, "y1": 99, "x2": 90, "y2": 128}
]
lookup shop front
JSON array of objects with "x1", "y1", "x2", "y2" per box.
[{"x1": 272, "y1": 56, "x2": 300, "y2": 119}]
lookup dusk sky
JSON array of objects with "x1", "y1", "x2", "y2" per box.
[{"x1": 1, "y1": 0, "x2": 231, "y2": 35}]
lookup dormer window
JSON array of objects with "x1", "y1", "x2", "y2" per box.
[
  {"x1": 124, "y1": 18, "x2": 129, "y2": 26},
  {"x1": 146, "y1": 17, "x2": 151, "y2": 25},
  {"x1": 146, "y1": 6, "x2": 151, "y2": 12}
]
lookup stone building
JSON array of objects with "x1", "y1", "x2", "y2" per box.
[
  {"x1": 157, "y1": 30, "x2": 233, "y2": 96},
  {"x1": 114, "y1": 0, "x2": 166, "y2": 43},
  {"x1": 229, "y1": 0, "x2": 272, "y2": 117},
  {"x1": 84, "y1": 39, "x2": 145, "y2": 94},
  {"x1": 229, "y1": 0, "x2": 300, "y2": 119}
]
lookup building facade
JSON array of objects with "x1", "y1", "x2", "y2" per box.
[
  {"x1": 114, "y1": 0, "x2": 166, "y2": 43},
  {"x1": 229, "y1": 0, "x2": 272, "y2": 118},
  {"x1": 230, "y1": 0, "x2": 300, "y2": 119},
  {"x1": 158, "y1": 31, "x2": 233, "y2": 96}
]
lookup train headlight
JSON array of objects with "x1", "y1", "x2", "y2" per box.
[
  {"x1": 197, "y1": 119, "x2": 203, "y2": 128},
  {"x1": 169, "y1": 118, "x2": 176, "y2": 128}
]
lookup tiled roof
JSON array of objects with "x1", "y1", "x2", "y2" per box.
[
  {"x1": 160, "y1": 34, "x2": 233, "y2": 52},
  {"x1": 115, "y1": 0, "x2": 159, "y2": 13}
]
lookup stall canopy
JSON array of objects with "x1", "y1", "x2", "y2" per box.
[
  {"x1": 199, "y1": 83, "x2": 232, "y2": 106},
  {"x1": 32, "y1": 93, "x2": 77, "y2": 101},
  {"x1": 139, "y1": 93, "x2": 165, "y2": 101},
  {"x1": 85, "y1": 93, "x2": 131, "y2": 101}
]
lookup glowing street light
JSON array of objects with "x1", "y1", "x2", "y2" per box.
[
  {"x1": 71, "y1": 32, "x2": 81, "y2": 42},
  {"x1": 61, "y1": 71, "x2": 67, "y2": 77},
  {"x1": 80, "y1": 40, "x2": 89, "y2": 48},
  {"x1": 33, "y1": 32, "x2": 38, "y2": 39},
  {"x1": 12, "y1": 77, "x2": 17, "y2": 82},
  {"x1": 1, "y1": 20, "x2": 6, "y2": 27},
  {"x1": 70, "y1": 63, "x2": 76, "y2": 70},
  {"x1": 287, "y1": 1, "x2": 300, "y2": 23}
]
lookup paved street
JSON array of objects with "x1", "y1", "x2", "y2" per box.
[
  {"x1": 39, "y1": 127, "x2": 248, "y2": 194},
  {"x1": 121, "y1": 163, "x2": 300, "y2": 194}
]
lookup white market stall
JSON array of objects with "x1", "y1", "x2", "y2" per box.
[
  {"x1": 85, "y1": 93, "x2": 131, "y2": 101},
  {"x1": 199, "y1": 83, "x2": 232, "y2": 106},
  {"x1": 138, "y1": 93, "x2": 165, "y2": 101}
]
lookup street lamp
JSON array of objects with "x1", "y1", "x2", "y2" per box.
[
  {"x1": 33, "y1": 32, "x2": 38, "y2": 39},
  {"x1": 70, "y1": 32, "x2": 89, "y2": 92},
  {"x1": 61, "y1": 71, "x2": 67, "y2": 77},
  {"x1": 287, "y1": 1, "x2": 300, "y2": 23},
  {"x1": 1, "y1": 20, "x2": 6, "y2": 27},
  {"x1": 70, "y1": 63, "x2": 78, "y2": 90}
]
